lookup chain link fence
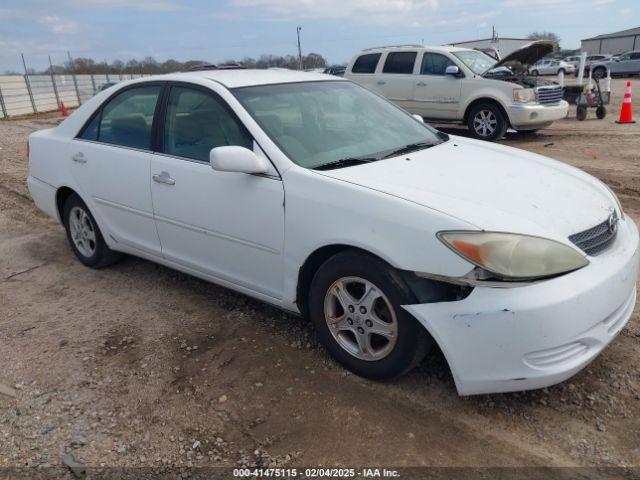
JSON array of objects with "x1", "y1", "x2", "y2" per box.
[{"x1": 0, "y1": 72, "x2": 149, "y2": 118}]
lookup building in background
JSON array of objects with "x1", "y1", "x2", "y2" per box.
[
  {"x1": 446, "y1": 37, "x2": 531, "y2": 59},
  {"x1": 581, "y1": 27, "x2": 640, "y2": 55}
]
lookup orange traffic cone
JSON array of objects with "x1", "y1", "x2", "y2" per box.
[
  {"x1": 60, "y1": 101, "x2": 69, "y2": 117},
  {"x1": 616, "y1": 81, "x2": 635, "y2": 124}
]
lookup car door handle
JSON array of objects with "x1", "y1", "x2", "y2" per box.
[
  {"x1": 152, "y1": 172, "x2": 175, "y2": 185},
  {"x1": 72, "y1": 152, "x2": 87, "y2": 164},
  {"x1": 376, "y1": 80, "x2": 386, "y2": 85},
  {"x1": 416, "y1": 81, "x2": 428, "y2": 87}
]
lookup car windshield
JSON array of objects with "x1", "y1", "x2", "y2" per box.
[
  {"x1": 232, "y1": 81, "x2": 444, "y2": 169},
  {"x1": 452, "y1": 50, "x2": 497, "y2": 75}
]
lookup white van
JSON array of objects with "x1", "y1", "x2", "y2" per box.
[{"x1": 345, "y1": 41, "x2": 568, "y2": 141}]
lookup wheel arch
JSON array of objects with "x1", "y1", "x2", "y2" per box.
[
  {"x1": 55, "y1": 186, "x2": 78, "y2": 222},
  {"x1": 296, "y1": 244, "x2": 376, "y2": 317},
  {"x1": 295, "y1": 243, "x2": 471, "y2": 318},
  {"x1": 463, "y1": 97, "x2": 511, "y2": 127}
]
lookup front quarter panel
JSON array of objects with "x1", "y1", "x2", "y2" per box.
[
  {"x1": 459, "y1": 76, "x2": 513, "y2": 118},
  {"x1": 281, "y1": 166, "x2": 477, "y2": 309}
]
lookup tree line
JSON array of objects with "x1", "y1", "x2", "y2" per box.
[{"x1": 33, "y1": 53, "x2": 329, "y2": 75}]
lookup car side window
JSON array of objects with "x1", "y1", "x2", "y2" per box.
[
  {"x1": 87, "y1": 86, "x2": 162, "y2": 150},
  {"x1": 420, "y1": 53, "x2": 455, "y2": 75},
  {"x1": 382, "y1": 52, "x2": 417, "y2": 74},
  {"x1": 619, "y1": 54, "x2": 631, "y2": 61},
  {"x1": 163, "y1": 86, "x2": 252, "y2": 162},
  {"x1": 630, "y1": 53, "x2": 640, "y2": 60},
  {"x1": 351, "y1": 53, "x2": 382, "y2": 74}
]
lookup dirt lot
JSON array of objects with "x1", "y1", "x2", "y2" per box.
[{"x1": 1, "y1": 78, "x2": 640, "y2": 476}]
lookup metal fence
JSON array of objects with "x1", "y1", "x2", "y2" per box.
[{"x1": 0, "y1": 73, "x2": 149, "y2": 118}]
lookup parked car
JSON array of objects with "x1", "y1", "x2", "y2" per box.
[
  {"x1": 95, "y1": 81, "x2": 118, "y2": 94},
  {"x1": 574, "y1": 55, "x2": 613, "y2": 77},
  {"x1": 590, "y1": 51, "x2": 640, "y2": 78},
  {"x1": 345, "y1": 41, "x2": 568, "y2": 141},
  {"x1": 563, "y1": 55, "x2": 582, "y2": 68},
  {"x1": 529, "y1": 59, "x2": 576, "y2": 76},
  {"x1": 27, "y1": 69, "x2": 638, "y2": 395},
  {"x1": 323, "y1": 65, "x2": 346, "y2": 77}
]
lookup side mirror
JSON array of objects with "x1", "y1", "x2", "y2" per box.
[
  {"x1": 445, "y1": 65, "x2": 461, "y2": 76},
  {"x1": 209, "y1": 146, "x2": 269, "y2": 174},
  {"x1": 412, "y1": 114, "x2": 425, "y2": 123}
]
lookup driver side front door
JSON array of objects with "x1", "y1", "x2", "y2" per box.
[{"x1": 150, "y1": 84, "x2": 285, "y2": 301}]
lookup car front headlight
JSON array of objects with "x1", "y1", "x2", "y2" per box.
[
  {"x1": 513, "y1": 88, "x2": 536, "y2": 104},
  {"x1": 437, "y1": 231, "x2": 589, "y2": 280}
]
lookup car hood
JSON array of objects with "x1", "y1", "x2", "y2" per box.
[
  {"x1": 316, "y1": 136, "x2": 615, "y2": 242},
  {"x1": 485, "y1": 40, "x2": 556, "y2": 74}
]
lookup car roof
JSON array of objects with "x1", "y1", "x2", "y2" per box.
[
  {"x1": 139, "y1": 69, "x2": 342, "y2": 89},
  {"x1": 359, "y1": 45, "x2": 472, "y2": 54}
]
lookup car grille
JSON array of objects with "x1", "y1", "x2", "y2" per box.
[
  {"x1": 536, "y1": 85, "x2": 564, "y2": 105},
  {"x1": 568, "y1": 214, "x2": 618, "y2": 256}
]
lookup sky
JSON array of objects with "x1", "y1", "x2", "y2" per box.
[{"x1": 0, "y1": 0, "x2": 637, "y2": 73}]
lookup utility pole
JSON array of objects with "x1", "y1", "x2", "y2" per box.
[{"x1": 297, "y1": 26, "x2": 303, "y2": 71}]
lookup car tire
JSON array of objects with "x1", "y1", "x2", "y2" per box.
[
  {"x1": 467, "y1": 102, "x2": 508, "y2": 142},
  {"x1": 308, "y1": 251, "x2": 431, "y2": 380},
  {"x1": 531, "y1": 69, "x2": 539, "y2": 76},
  {"x1": 558, "y1": 68, "x2": 566, "y2": 75},
  {"x1": 592, "y1": 67, "x2": 606, "y2": 79},
  {"x1": 576, "y1": 105, "x2": 588, "y2": 121},
  {"x1": 62, "y1": 193, "x2": 124, "y2": 268}
]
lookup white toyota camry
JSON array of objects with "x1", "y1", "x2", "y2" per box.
[{"x1": 27, "y1": 69, "x2": 638, "y2": 395}]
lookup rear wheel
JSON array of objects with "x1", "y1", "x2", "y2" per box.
[
  {"x1": 576, "y1": 105, "x2": 588, "y2": 121},
  {"x1": 63, "y1": 194, "x2": 123, "y2": 268},
  {"x1": 592, "y1": 67, "x2": 606, "y2": 79},
  {"x1": 467, "y1": 102, "x2": 508, "y2": 142},
  {"x1": 309, "y1": 251, "x2": 430, "y2": 379},
  {"x1": 558, "y1": 68, "x2": 566, "y2": 75},
  {"x1": 531, "y1": 69, "x2": 539, "y2": 76}
]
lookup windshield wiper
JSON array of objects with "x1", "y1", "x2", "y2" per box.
[
  {"x1": 312, "y1": 157, "x2": 378, "y2": 171},
  {"x1": 381, "y1": 141, "x2": 437, "y2": 159}
]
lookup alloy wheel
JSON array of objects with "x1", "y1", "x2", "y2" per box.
[
  {"x1": 323, "y1": 276, "x2": 398, "y2": 361},
  {"x1": 473, "y1": 109, "x2": 498, "y2": 137},
  {"x1": 68, "y1": 206, "x2": 97, "y2": 258}
]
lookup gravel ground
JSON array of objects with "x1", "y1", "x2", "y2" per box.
[{"x1": 1, "y1": 78, "x2": 639, "y2": 477}]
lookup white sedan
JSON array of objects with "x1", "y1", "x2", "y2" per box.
[{"x1": 27, "y1": 69, "x2": 638, "y2": 395}]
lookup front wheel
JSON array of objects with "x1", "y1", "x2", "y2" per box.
[
  {"x1": 467, "y1": 103, "x2": 508, "y2": 141},
  {"x1": 592, "y1": 67, "x2": 606, "y2": 79},
  {"x1": 63, "y1": 193, "x2": 123, "y2": 268},
  {"x1": 530, "y1": 69, "x2": 539, "y2": 76},
  {"x1": 558, "y1": 68, "x2": 566, "y2": 75},
  {"x1": 309, "y1": 251, "x2": 430, "y2": 379}
]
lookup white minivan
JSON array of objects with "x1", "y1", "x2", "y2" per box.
[{"x1": 345, "y1": 41, "x2": 568, "y2": 141}]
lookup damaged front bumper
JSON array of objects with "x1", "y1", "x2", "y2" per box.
[{"x1": 403, "y1": 217, "x2": 639, "y2": 396}]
